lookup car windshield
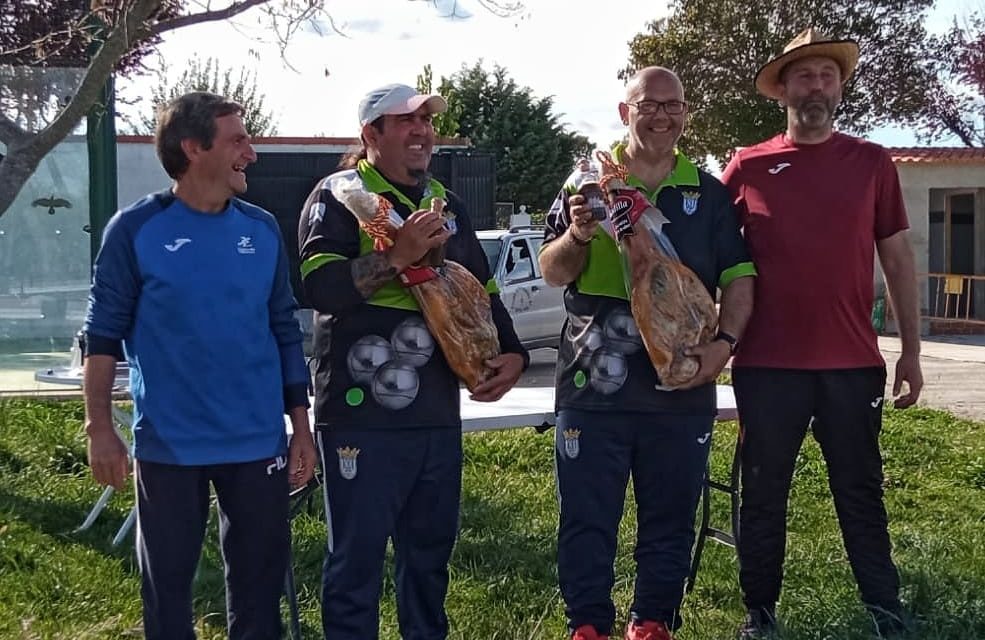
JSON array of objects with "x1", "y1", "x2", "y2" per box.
[{"x1": 479, "y1": 239, "x2": 502, "y2": 273}]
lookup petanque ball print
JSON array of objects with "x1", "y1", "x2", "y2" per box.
[
  {"x1": 371, "y1": 360, "x2": 420, "y2": 410},
  {"x1": 391, "y1": 317, "x2": 435, "y2": 368},
  {"x1": 347, "y1": 335, "x2": 394, "y2": 385},
  {"x1": 589, "y1": 347, "x2": 629, "y2": 395},
  {"x1": 570, "y1": 322, "x2": 605, "y2": 366},
  {"x1": 603, "y1": 307, "x2": 643, "y2": 355}
]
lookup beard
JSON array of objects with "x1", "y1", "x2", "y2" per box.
[
  {"x1": 408, "y1": 168, "x2": 431, "y2": 188},
  {"x1": 791, "y1": 92, "x2": 837, "y2": 130}
]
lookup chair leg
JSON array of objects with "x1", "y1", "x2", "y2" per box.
[
  {"x1": 729, "y1": 428, "x2": 743, "y2": 548},
  {"x1": 111, "y1": 506, "x2": 137, "y2": 546},
  {"x1": 687, "y1": 471, "x2": 712, "y2": 593},
  {"x1": 688, "y1": 428, "x2": 744, "y2": 592},
  {"x1": 76, "y1": 485, "x2": 114, "y2": 532},
  {"x1": 76, "y1": 404, "x2": 133, "y2": 536}
]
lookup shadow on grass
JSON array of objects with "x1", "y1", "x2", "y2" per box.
[
  {"x1": 281, "y1": 479, "x2": 560, "y2": 636},
  {"x1": 0, "y1": 440, "x2": 28, "y2": 473},
  {"x1": 895, "y1": 565, "x2": 985, "y2": 639},
  {"x1": 0, "y1": 486, "x2": 136, "y2": 555},
  {"x1": 453, "y1": 488, "x2": 557, "y2": 584},
  {"x1": 0, "y1": 485, "x2": 314, "y2": 637}
]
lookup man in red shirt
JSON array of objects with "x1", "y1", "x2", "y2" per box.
[{"x1": 721, "y1": 28, "x2": 924, "y2": 639}]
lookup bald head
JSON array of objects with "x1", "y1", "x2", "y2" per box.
[
  {"x1": 625, "y1": 66, "x2": 684, "y2": 103},
  {"x1": 619, "y1": 65, "x2": 686, "y2": 160}
]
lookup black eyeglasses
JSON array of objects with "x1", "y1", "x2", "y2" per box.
[{"x1": 627, "y1": 100, "x2": 687, "y2": 116}]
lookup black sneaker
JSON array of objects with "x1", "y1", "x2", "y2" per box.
[
  {"x1": 868, "y1": 604, "x2": 911, "y2": 638},
  {"x1": 736, "y1": 607, "x2": 777, "y2": 639}
]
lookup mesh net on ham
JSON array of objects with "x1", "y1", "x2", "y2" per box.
[
  {"x1": 597, "y1": 151, "x2": 719, "y2": 389},
  {"x1": 332, "y1": 177, "x2": 500, "y2": 391}
]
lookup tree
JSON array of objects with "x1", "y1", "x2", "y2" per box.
[
  {"x1": 0, "y1": 0, "x2": 524, "y2": 218},
  {"x1": 920, "y1": 12, "x2": 985, "y2": 146},
  {"x1": 416, "y1": 64, "x2": 460, "y2": 138},
  {"x1": 621, "y1": 0, "x2": 940, "y2": 164},
  {"x1": 437, "y1": 61, "x2": 593, "y2": 211},
  {"x1": 132, "y1": 56, "x2": 278, "y2": 136}
]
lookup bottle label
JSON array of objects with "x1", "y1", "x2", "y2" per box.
[{"x1": 578, "y1": 183, "x2": 609, "y2": 220}]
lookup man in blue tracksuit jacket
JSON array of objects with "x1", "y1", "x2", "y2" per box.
[{"x1": 83, "y1": 92, "x2": 316, "y2": 640}]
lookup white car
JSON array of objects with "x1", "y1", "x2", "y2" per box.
[{"x1": 477, "y1": 226, "x2": 565, "y2": 350}]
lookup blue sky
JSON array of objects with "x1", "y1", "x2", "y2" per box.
[{"x1": 118, "y1": 0, "x2": 980, "y2": 149}]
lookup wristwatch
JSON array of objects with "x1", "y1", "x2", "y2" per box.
[{"x1": 715, "y1": 330, "x2": 738, "y2": 354}]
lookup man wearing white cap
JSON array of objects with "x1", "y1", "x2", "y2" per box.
[
  {"x1": 722, "y1": 29, "x2": 923, "y2": 638},
  {"x1": 298, "y1": 83, "x2": 528, "y2": 639}
]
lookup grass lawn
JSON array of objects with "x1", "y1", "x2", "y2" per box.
[{"x1": 1, "y1": 398, "x2": 984, "y2": 639}]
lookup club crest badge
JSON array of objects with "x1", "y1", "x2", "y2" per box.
[
  {"x1": 681, "y1": 190, "x2": 701, "y2": 216},
  {"x1": 562, "y1": 428, "x2": 581, "y2": 459},
  {"x1": 337, "y1": 446, "x2": 360, "y2": 480},
  {"x1": 444, "y1": 209, "x2": 458, "y2": 235}
]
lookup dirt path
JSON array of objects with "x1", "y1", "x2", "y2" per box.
[{"x1": 879, "y1": 336, "x2": 985, "y2": 422}]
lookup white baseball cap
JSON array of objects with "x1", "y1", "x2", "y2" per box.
[{"x1": 357, "y1": 83, "x2": 448, "y2": 126}]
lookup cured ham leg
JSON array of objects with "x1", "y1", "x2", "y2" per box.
[
  {"x1": 331, "y1": 177, "x2": 499, "y2": 390},
  {"x1": 410, "y1": 258, "x2": 500, "y2": 391},
  {"x1": 597, "y1": 151, "x2": 718, "y2": 388}
]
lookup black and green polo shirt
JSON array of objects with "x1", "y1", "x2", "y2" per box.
[
  {"x1": 543, "y1": 146, "x2": 756, "y2": 414},
  {"x1": 299, "y1": 161, "x2": 526, "y2": 430}
]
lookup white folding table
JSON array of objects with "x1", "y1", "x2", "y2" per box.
[
  {"x1": 35, "y1": 364, "x2": 135, "y2": 543},
  {"x1": 461, "y1": 385, "x2": 737, "y2": 429}
]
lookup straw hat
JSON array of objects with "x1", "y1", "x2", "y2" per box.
[{"x1": 755, "y1": 28, "x2": 859, "y2": 99}]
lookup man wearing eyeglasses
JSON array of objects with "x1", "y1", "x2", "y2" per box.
[{"x1": 539, "y1": 66, "x2": 755, "y2": 640}]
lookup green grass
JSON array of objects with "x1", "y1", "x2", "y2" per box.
[{"x1": 1, "y1": 398, "x2": 984, "y2": 639}]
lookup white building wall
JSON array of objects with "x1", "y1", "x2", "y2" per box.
[
  {"x1": 890, "y1": 162, "x2": 985, "y2": 330},
  {"x1": 895, "y1": 163, "x2": 985, "y2": 279}
]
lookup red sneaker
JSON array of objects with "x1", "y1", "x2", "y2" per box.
[
  {"x1": 572, "y1": 624, "x2": 610, "y2": 640},
  {"x1": 624, "y1": 620, "x2": 674, "y2": 640}
]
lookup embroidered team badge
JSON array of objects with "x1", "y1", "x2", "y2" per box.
[
  {"x1": 562, "y1": 428, "x2": 581, "y2": 459},
  {"x1": 337, "y1": 446, "x2": 360, "y2": 480},
  {"x1": 444, "y1": 209, "x2": 458, "y2": 235},
  {"x1": 681, "y1": 190, "x2": 701, "y2": 216},
  {"x1": 237, "y1": 236, "x2": 256, "y2": 254}
]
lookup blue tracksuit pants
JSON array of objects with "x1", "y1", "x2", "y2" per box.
[
  {"x1": 135, "y1": 457, "x2": 290, "y2": 640},
  {"x1": 555, "y1": 409, "x2": 712, "y2": 635},
  {"x1": 317, "y1": 427, "x2": 462, "y2": 640}
]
